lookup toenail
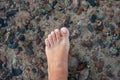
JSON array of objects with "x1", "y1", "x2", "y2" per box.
[
  {"x1": 55, "y1": 29, "x2": 59, "y2": 32},
  {"x1": 62, "y1": 29, "x2": 67, "y2": 34}
]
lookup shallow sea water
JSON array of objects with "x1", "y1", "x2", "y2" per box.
[{"x1": 0, "y1": 0, "x2": 120, "y2": 80}]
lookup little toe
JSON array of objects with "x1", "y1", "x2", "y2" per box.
[
  {"x1": 45, "y1": 38, "x2": 50, "y2": 48},
  {"x1": 60, "y1": 27, "x2": 69, "y2": 39},
  {"x1": 54, "y1": 29, "x2": 60, "y2": 41},
  {"x1": 48, "y1": 34, "x2": 54, "y2": 46},
  {"x1": 51, "y1": 31, "x2": 56, "y2": 44}
]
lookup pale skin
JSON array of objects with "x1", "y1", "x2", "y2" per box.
[{"x1": 45, "y1": 27, "x2": 70, "y2": 80}]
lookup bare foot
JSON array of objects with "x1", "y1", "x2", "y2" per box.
[{"x1": 45, "y1": 27, "x2": 70, "y2": 80}]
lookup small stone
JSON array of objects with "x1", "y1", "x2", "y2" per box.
[
  {"x1": 64, "y1": 15, "x2": 71, "y2": 27},
  {"x1": 18, "y1": 34, "x2": 25, "y2": 41},
  {"x1": 0, "y1": 60, "x2": 3, "y2": 69},
  {"x1": 87, "y1": 24, "x2": 94, "y2": 32},
  {"x1": 41, "y1": 9, "x2": 47, "y2": 15},
  {"x1": 39, "y1": 69, "x2": 45, "y2": 78},
  {"x1": 12, "y1": 68, "x2": 23, "y2": 76},
  {"x1": 32, "y1": 68, "x2": 37, "y2": 73},
  {"x1": 81, "y1": 40, "x2": 93, "y2": 48},
  {"x1": 109, "y1": 23, "x2": 115, "y2": 31},
  {"x1": 0, "y1": 29, "x2": 7, "y2": 36},
  {"x1": 86, "y1": 0, "x2": 99, "y2": 7},
  {"x1": 76, "y1": 7, "x2": 84, "y2": 15},
  {"x1": 40, "y1": 30, "x2": 45, "y2": 38},
  {"x1": 117, "y1": 70, "x2": 120, "y2": 77},
  {"x1": 96, "y1": 21, "x2": 104, "y2": 31},
  {"x1": 77, "y1": 61, "x2": 87, "y2": 71},
  {"x1": 0, "y1": 17, "x2": 7, "y2": 28},
  {"x1": 44, "y1": 4, "x2": 52, "y2": 12},
  {"x1": 95, "y1": 58, "x2": 104, "y2": 72},
  {"x1": 69, "y1": 57, "x2": 78, "y2": 69},
  {"x1": 7, "y1": 34, "x2": 18, "y2": 49},
  {"x1": 24, "y1": 46, "x2": 34, "y2": 55},
  {"x1": 18, "y1": 47, "x2": 23, "y2": 51},
  {"x1": 8, "y1": 41, "x2": 18, "y2": 49},
  {"x1": 90, "y1": 14, "x2": 97, "y2": 23},
  {"x1": 6, "y1": 9, "x2": 18, "y2": 18},
  {"x1": 51, "y1": 0, "x2": 57, "y2": 8}
]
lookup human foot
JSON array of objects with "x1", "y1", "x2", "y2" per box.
[{"x1": 45, "y1": 27, "x2": 70, "y2": 80}]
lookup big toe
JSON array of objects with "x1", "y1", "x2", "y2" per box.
[{"x1": 60, "y1": 27, "x2": 69, "y2": 39}]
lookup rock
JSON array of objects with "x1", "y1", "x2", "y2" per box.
[
  {"x1": 24, "y1": 46, "x2": 34, "y2": 56},
  {"x1": 87, "y1": 24, "x2": 94, "y2": 32},
  {"x1": 109, "y1": 23, "x2": 115, "y2": 31},
  {"x1": 86, "y1": 0, "x2": 99, "y2": 7},
  {"x1": 8, "y1": 41, "x2": 18, "y2": 49},
  {"x1": 90, "y1": 14, "x2": 97, "y2": 23},
  {"x1": 12, "y1": 68, "x2": 23, "y2": 76},
  {"x1": 18, "y1": 47, "x2": 23, "y2": 52},
  {"x1": 77, "y1": 61, "x2": 87, "y2": 71},
  {"x1": 117, "y1": 70, "x2": 120, "y2": 77},
  {"x1": 0, "y1": 60, "x2": 3, "y2": 69},
  {"x1": 95, "y1": 58, "x2": 104, "y2": 72},
  {"x1": 41, "y1": 9, "x2": 47, "y2": 15},
  {"x1": 0, "y1": 29, "x2": 6, "y2": 36},
  {"x1": 0, "y1": 17, "x2": 8, "y2": 28},
  {"x1": 6, "y1": 9, "x2": 18, "y2": 18},
  {"x1": 44, "y1": 3, "x2": 52, "y2": 12},
  {"x1": 51, "y1": 0, "x2": 57, "y2": 9},
  {"x1": 32, "y1": 68, "x2": 37, "y2": 73},
  {"x1": 69, "y1": 57, "x2": 78, "y2": 69},
  {"x1": 76, "y1": 7, "x2": 84, "y2": 15},
  {"x1": 64, "y1": 15, "x2": 71, "y2": 27},
  {"x1": 39, "y1": 69, "x2": 45, "y2": 78},
  {"x1": 39, "y1": 30, "x2": 45, "y2": 38},
  {"x1": 18, "y1": 34, "x2": 25, "y2": 41},
  {"x1": 81, "y1": 40, "x2": 93, "y2": 48}
]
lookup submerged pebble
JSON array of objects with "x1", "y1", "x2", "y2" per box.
[
  {"x1": 90, "y1": 14, "x2": 97, "y2": 23},
  {"x1": 18, "y1": 34, "x2": 25, "y2": 41},
  {"x1": 0, "y1": 17, "x2": 7, "y2": 28},
  {"x1": 12, "y1": 68, "x2": 23, "y2": 76}
]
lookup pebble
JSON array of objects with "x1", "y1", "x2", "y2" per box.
[
  {"x1": 87, "y1": 24, "x2": 94, "y2": 32},
  {"x1": 86, "y1": 0, "x2": 99, "y2": 7},
  {"x1": 12, "y1": 68, "x2": 23, "y2": 76},
  {"x1": 117, "y1": 70, "x2": 120, "y2": 77},
  {"x1": 24, "y1": 46, "x2": 34, "y2": 55},
  {"x1": 90, "y1": 14, "x2": 97, "y2": 23},
  {"x1": 39, "y1": 69, "x2": 45, "y2": 78},
  {"x1": 0, "y1": 17, "x2": 7, "y2": 28},
  {"x1": 69, "y1": 57, "x2": 78, "y2": 69},
  {"x1": 109, "y1": 23, "x2": 115, "y2": 31},
  {"x1": 6, "y1": 9, "x2": 18, "y2": 18},
  {"x1": 51, "y1": 0, "x2": 57, "y2": 9},
  {"x1": 81, "y1": 40, "x2": 93, "y2": 48},
  {"x1": 44, "y1": 3, "x2": 52, "y2": 12},
  {"x1": 64, "y1": 15, "x2": 71, "y2": 27},
  {"x1": 0, "y1": 60, "x2": 3, "y2": 69},
  {"x1": 18, "y1": 34, "x2": 25, "y2": 41},
  {"x1": 32, "y1": 68, "x2": 37, "y2": 73}
]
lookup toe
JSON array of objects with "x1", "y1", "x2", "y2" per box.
[
  {"x1": 54, "y1": 29, "x2": 60, "y2": 41},
  {"x1": 60, "y1": 27, "x2": 69, "y2": 39},
  {"x1": 48, "y1": 34, "x2": 53, "y2": 46},
  {"x1": 45, "y1": 38, "x2": 50, "y2": 47},
  {"x1": 51, "y1": 31, "x2": 56, "y2": 44}
]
